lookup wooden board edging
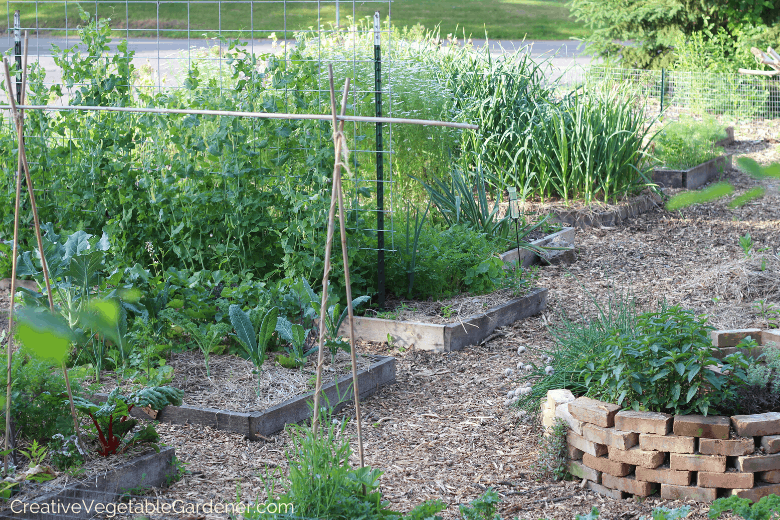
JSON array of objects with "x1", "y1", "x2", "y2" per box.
[
  {"x1": 343, "y1": 288, "x2": 547, "y2": 353},
  {"x1": 549, "y1": 192, "x2": 661, "y2": 229},
  {"x1": 93, "y1": 356, "x2": 395, "y2": 441},
  {"x1": 653, "y1": 155, "x2": 732, "y2": 189}
]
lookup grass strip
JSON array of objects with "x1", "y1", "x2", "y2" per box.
[
  {"x1": 665, "y1": 182, "x2": 734, "y2": 212},
  {"x1": 728, "y1": 187, "x2": 765, "y2": 208}
]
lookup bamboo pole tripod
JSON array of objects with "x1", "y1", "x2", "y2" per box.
[{"x1": 0, "y1": 58, "x2": 478, "y2": 474}]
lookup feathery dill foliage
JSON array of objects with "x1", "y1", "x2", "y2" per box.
[{"x1": 653, "y1": 117, "x2": 727, "y2": 170}]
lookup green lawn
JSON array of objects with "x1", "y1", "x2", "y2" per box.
[{"x1": 2, "y1": 0, "x2": 588, "y2": 41}]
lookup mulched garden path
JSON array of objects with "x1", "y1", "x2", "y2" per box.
[{"x1": 1, "y1": 129, "x2": 777, "y2": 519}]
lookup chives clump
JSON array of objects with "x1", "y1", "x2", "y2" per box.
[
  {"x1": 728, "y1": 187, "x2": 765, "y2": 208},
  {"x1": 665, "y1": 182, "x2": 734, "y2": 211}
]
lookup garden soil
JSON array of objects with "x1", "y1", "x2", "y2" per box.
[{"x1": 2, "y1": 130, "x2": 779, "y2": 518}]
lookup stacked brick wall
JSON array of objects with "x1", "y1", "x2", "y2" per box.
[{"x1": 542, "y1": 327, "x2": 780, "y2": 502}]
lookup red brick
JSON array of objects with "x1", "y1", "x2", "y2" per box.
[
  {"x1": 639, "y1": 433, "x2": 695, "y2": 454},
  {"x1": 712, "y1": 328, "x2": 762, "y2": 347},
  {"x1": 761, "y1": 329, "x2": 780, "y2": 346},
  {"x1": 673, "y1": 415, "x2": 730, "y2": 439},
  {"x1": 732, "y1": 413, "x2": 780, "y2": 437},
  {"x1": 670, "y1": 453, "x2": 726, "y2": 473},
  {"x1": 568, "y1": 460, "x2": 601, "y2": 483},
  {"x1": 615, "y1": 410, "x2": 673, "y2": 435},
  {"x1": 635, "y1": 465, "x2": 691, "y2": 486},
  {"x1": 585, "y1": 480, "x2": 627, "y2": 500},
  {"x1": 608, "y1": 446, "x2": 665, "y2": 469},
  {"x1": 758, "y1": 470, "x2": 780, "y2": 483},
  {"x1": 736, "y1": 453, "x2": 780, "y2": 473},
  {"x1": 568, "y1": 397, "x2": 621, "y2": 428},
  {"x1": 583, "y1": 453, "x2": 631, "y2": 477},
  {"x1": 699, "y1": 471, "x2": 754, "y2": 489},
  {"x1": 567, "y1": 431, "x2": 607, "y2": 457},
  {"x1": 762, "y1": 435, "x2": 780, "y2": 454},
  {"x1": 602, "y1": 474, "x2": 657, "y2": 497},
  {"x1": 582, "y1": 423, "x2": 638, "y2": 450},
  {"x1": 567, "y1": 445, "x2": 584, "y2": 461},
  {"x1": 661, "y1": 484, "x2": 717, "y2": 502},
  {"x1": 731, "y1": 482, "x2": 780, "y2": 502},
  {"x1": 699, "y1": 438, "x2": 754, "y2": 456}
]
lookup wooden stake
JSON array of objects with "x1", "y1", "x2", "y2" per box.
[{"x1": 311, "y1": 72, "x2": 351, "y2": 437}]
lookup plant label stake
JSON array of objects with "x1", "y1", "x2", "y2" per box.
[{"x1": 508, "y1": 187, "x2": 523, "y2": 266}]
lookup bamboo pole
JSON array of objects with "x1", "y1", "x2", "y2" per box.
[
  {"x1": 329, "y1": 75, "x2": 366, "y2": 468},
  {"x1": 0, "y1": 104, "x2": 478, "y2": 130},
  {"x1": 311, "y1": 74, "x2": 351, "y2": 437},
  {"x1": 3, "y1": 48, "x2": 83, "y2": 453}
]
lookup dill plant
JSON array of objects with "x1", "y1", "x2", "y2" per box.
[{"x1": 653, "y1": 117, "x2": 727, "y2": 170}]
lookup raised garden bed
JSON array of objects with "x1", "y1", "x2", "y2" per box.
[
  {"x1": 2, "y1": 447, "x2": 176, "y2": 520},
  {"x1": 500, "y1": 227, "x2": 575, "y2": 267},
  {"x1": 652, "y1": 155, "x2": 732, "y2": 190},
  {"x1": 343, "y1": 287, "x2": 547, "y2": 352},
  {"x1": 543, "y1": 192, "x2": 661, "y2": 229},
  {"x1": 93, "y1": 355, "x2": 395, "y2": 441}
]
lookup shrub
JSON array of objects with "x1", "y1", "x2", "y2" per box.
[
  {"x1": 579, "y1": 306, "x2": 750, "y2": 415},
  {"x1": 653, "y1": 117, "x2": 727, "y2": 170}
]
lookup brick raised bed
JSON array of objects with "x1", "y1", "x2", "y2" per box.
[
  {"x1": 542, "y1": 327, "x2": 780, "y2": 502},
  {"x1": 340, "y1": 288, "x2": 547, "y2": 353},
  {"x1": 652, "y1": 155, "x2": 732, "y2": 190},
  {"x1": 95, "y1": 355, "x2": 396, "y2": 441}
]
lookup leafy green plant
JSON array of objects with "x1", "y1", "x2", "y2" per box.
[
  {"x1": 576, "y1": 507, "x2": 600, "y2": 520},
  {"x1": 580, "y1": 306, "x2": 750, "y2": 415},
  {"x1": 71, "y1": 386, "x2": 183, "y2": 456},
  {"x1": 402, "y1": 200, "x2": 431, "y2": 299},
  {"x1": 19, "y1": 440, "x2": 48, "y2": 468},
  {"x1": 666, "y1": 182, "x2": 735, "y2": 211},
  {"x1": 709, "y1": 494, "x2": 780, "y2": 519},
  {"x1": 49, "y1": 433, "x2": 85, "y2": 472},
  {"x1": 459, "y1": 488, "x2": 501, "y2": 520},
  {"x1": 229, "y1": 305, "x2": 278, "y2": 378},
  {"x1": 275, "y1": 316, "x2": 316, "y2": 368},
  {"x1": 729, "y1": 187, "x2": 766, "y2": 208},
  {"x1": 653, "y1": 117, "x2": 727, "y2": 170},
  {"x1": 164, "y1": 313, "x2": 230, "y2": 376},
  {"x1": 754, "y1": 300, "x2": 780, "y2": 330},
  {"x1": 646, "y1": 506, "x2": 691, "y2": 520},
  {"x1": 316, "y1": 295, "x2": 371, "y2": 365},
  {"x1": 535, "y1": 418, "x2": 570, "y2": 481},
  {"x1": 740, "y1": 232, "x2": 755, "y2": 257},
  {"x1": 464, "y1": 257, "x2": 506, "y2": 294}
]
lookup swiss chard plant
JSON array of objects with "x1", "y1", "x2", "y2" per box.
[{"x1": 71, "y1": 386, "x2": 183, "y2": 457}]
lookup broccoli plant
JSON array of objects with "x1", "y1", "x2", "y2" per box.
[{"x1": 72, "y1": 386, "x2": 183, "y2": 456}]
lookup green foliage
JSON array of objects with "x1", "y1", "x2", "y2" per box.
[
  {"x1": 709, "y1": 494, "x2": 780, "y2": 519},
  {"x1": 0, "y1": 352, "x2": 83, "y2": 443},
  {"x1": 0, "y1": 241, "x2": 11, "y2": 279},
  {"x1": 754, "y1": 300, "x2": 780, "y2": 330},
  {"x1": 49, "y1": 434, "x2": 85, "y2": 471},
  {"x1": 579, "y1": 306, "x2": 750, "y2": 415},
  {"x1": 19, "y1": 440, "x2": 48, "y2": 468},
  {"x1": 229, "y1": 305, "x2": 278, "y2": 375},
  {"x1": 576, "y1": 507, "x2": 600, "y2": 520},
  {"x1": 653, "y1": 117, "x2": 726, "y2": 170},
  {"x1": 459, "y1": 489, "x2": 501, "y2": 520},
  {"x1": 737, "y1": 158, "x2": 780, "y2": 180},
  {"x1": 741, "y1": 233, "x2": 755, "y2": 257},
  {"x1": 164, "y1": 314, "x2": 231, "y2": 376},
  {"x1": 646, "y1": 506, "x2": 691, "y2": 520},
  {"x1": 730, "y1": 188, "x2": 766, "y2": 209},
  {"x1": 665, "y1": 182, "x2": 735, "y2": 211},
  {"x1": 464, "y1": 257, "x2": 507, "y2": 295},
  {"x1": 71, "y1": 386, "x2": 183, "y2": 456},
  {"x1": 516, "y1": 289, "x2": 640, "y2": 412},
  {"x1": 275, "y1": 316, "x2": 316, "y2": 368},
  {"x1": 535, "y1": 419, "x2": 570, "y2": 481}
]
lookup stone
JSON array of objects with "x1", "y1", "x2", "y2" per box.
[
  {"x1": 555, "y1": 402, "x2": 584, "y2": 436},
  {"x1": 712, "y1": 329, "x2": 762, "y2": 347},
  {"x1": 568, "y1": 397, "x2": 621, "y2": 428},
  {"x1": 673, "y1": 415, "x2": 730, "y2": 439},
  {"x1": 568, "y1": 460, "x2": 601, "y2": 483},
  {"x1": 699, "y1": 438, "x2": 755, "y2": 456},
  {"x1": 607, "y1": 446, "x2": 665, "y2": 469},
  {"x1": 635, "y1": 465, "x2": 691, "y2": 486},
  {"x1": 661, "y1": 484, "x2": 717, "y2": 502},
  {"x1": 762, "y1": 435, "x2": 780, "y2": 454},
  {"x1": 732, "y1": 413, "x2": 780, "y2": 437},
  {"x1": 582, "y1": 423, "x2": 638, "y2": 450},
  {"x1": 567, "y1": 445, "x2": 584, "y2": 461},
  {"x1": 602, "y1": 474, "x2": 657, "y2": 497},
  {"x1": 731, "y1": 482, "x2": 780, "y2": 502},
  {"x1": 761, "y1": 329, "x2": 780, "y2": 346},
  {"x1": 585, "y1": 480, "x2": 627, "y2": 500},
  {"x1": 582, "y1": 453, "x2": 631, "y2": 477},
  {"x1": 615, "y1": 410, "x2": 673, "y2": 435},
  {"x1": 546, "y1": 389, "x2": 575, "y2": 412},
  {"x1": 567, "y1": 431, "x2": 607, "y2": 458},
  {"x1": 735, "y1": 453, "x2": 780, "y2": 473},
  {"x1": 670, "y1": 453, "x2": 726, "y2": 473},
  {"x1": 699, "y1": 471, "x2": 754, "y2": 489},
  {"x1": 639, "y1": 433, "x2": 695, "y2": 454}
]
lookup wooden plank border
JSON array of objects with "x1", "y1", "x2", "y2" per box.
[
  {"x1": 652, "y1": 155, "x2": 732, "y2": 190},
  {"x1": 342, "y1": 287, "x2": 547, "y2": 353},
  {"x1": 93, "y1": 356, "x2": 396, "y2": 441}
]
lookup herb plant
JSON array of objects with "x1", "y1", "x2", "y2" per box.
[
  {"x1": 579, "y1": 306, "x2": 750, "y2": 415},
  {"x1": 535, "y1": 418, "x2": 570, "y2": 481},
  {"x1": 709, "y1": 494, "x2": 780, "y2": 520},
  {"x1": 653, "y1": 117, "x2": 727, "y2": 170}
]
